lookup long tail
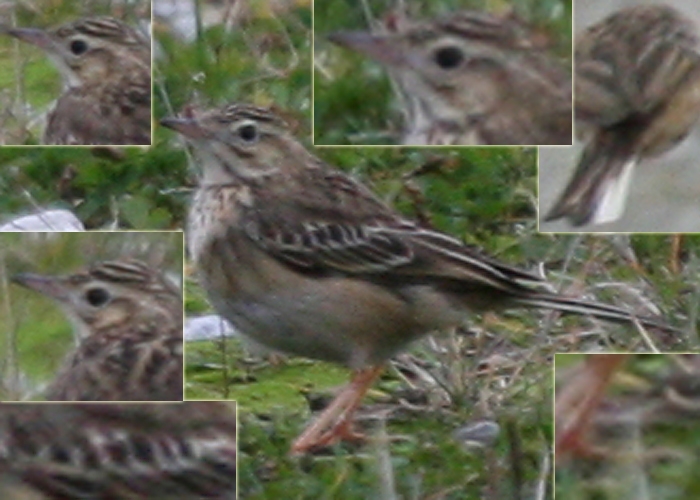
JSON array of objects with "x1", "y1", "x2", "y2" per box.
[
  {"x1": 515, "y1": 291, "x2": 676, "y2": 333},
  {"x1": 545, "y1": 129, "x2": 637, "y2": 226}
]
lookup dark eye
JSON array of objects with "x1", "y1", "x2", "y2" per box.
[
  {"x1": 237, "y1": 124, "x2": 258, "y2": 142},
  {"x1": 69, "y1": 39, "x2": 89, "y2": 56},
  {"x1": 434, "y1": 46, "x2": 464, "y2": 69},
  {"x1": 85, "y1": 287, "x2": 110, "y2": 307}
]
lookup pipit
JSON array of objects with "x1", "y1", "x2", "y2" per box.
[
  {"x1": 4, "y1": 16, "x2": 151, "y2": 145},
  {"x1": 162, "y1": 103, "x2": 674, "y2": 454},
  {"x1": 12, "y1": 259, "x2": 183, "y2": 401},
  {"x1": 0, "y1": 402, "x2": 237, "y2": 499},
  {"x1": 545, "y1": 5, "x2": 700, "y2": 226},
  {"x1": 328, "y1": 10, "x2": 572, "y2": 145}
]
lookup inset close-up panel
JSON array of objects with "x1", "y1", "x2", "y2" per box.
[
  {"x1": 555, "y1": 353, "x2": 700, "y2": 499},
  {"x1": 314, "y1": 0, "x2": 573, "y2": 146},
  {"x1": 539, "y1": 0, "x2": 700, "y2": 232},
  {"x1": 0, "y1": 231, "x2": 184, "y2": 402},
  {"x1": 0, "y1": 401, "x2": 237, "y2": 499},
  {"x1": 0, "y1": 0, "x2": 152, "y2": 145}
]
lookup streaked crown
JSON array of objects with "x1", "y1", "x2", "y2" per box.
[
  {"x1": 80, "y1": 259, "x2": 180, "y2": 298},
  {"x1": 399, "y1": 11, "x2": 538, "y2": 50},
  {"x1": 52, "y1": 16, "x2": 149, "y2": 49},
  {"x1": 216, "y1": 103, "x2": 289, "y2": 128}
]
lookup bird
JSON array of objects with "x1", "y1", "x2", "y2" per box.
[
  {"x1": 3, "y1": 16, "x2": 151, "y2": 145},
  {"x1": 0, "y1": 402, "x2": 237, "y2": 499},
  {"x1": 545, "y1": 5, "x2": 700, "y2": 226},
  {"x1": 161, "y1": 102, "x2": 675, "y2": 454},
  {"x1": 11, "y1": 259, "x2": 183, "y2": 401},
  {"x1": 327, "y1": 10, "x2": 572, "y2": 145}
]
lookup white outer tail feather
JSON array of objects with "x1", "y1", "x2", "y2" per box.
[{"x1": 591, "y1": 159, "x2": 637, "y2": 225}]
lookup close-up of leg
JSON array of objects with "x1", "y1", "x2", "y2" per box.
[
  {"x1": 314, "y1": 0, "x2": 572, "y2": 145},
  {"x1": 0, "y1": 231, "x2": 184, "y2": 401},
  {"x1": 0, "y1": 401, "x2": 237, "y2": 499},
  {"x1": 555, "y1": 353, "x2": 700, "y2": 498},
  {"x1": 539, "y1": 0, "x2": 700, "y2": 232},
  {"x1": 0, "y1": 0, "x2": 151, "y2": 145}
]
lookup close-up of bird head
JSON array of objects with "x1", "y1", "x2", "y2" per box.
[
  {"x1": 11, "y1": 259, "x2": 181, "y2": 342},
  {"x1": 328, "y1": 11, "x2": 540, "y2": 111},
  {"x1": 1, "y1": 14, "x2": 151, "y2": 145},
  {"x1": 322, "y1": 8, "x2": 572, "y2": 145},
  {"x1": 5, "y1": 16, "x2": 149, "y2": 90}
]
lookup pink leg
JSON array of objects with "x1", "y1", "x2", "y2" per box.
[
  {"x1": 556, "y1": 354, "x2": 629, "y2": 457},
  {"x1": 291, "y1": 365, "x2": 385, "y2": 454}
]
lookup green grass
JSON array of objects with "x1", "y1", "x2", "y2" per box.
[
  {"x1": 188, "y1": 330, "x2": 555, "y2": 499},
  {"x1": 187, "y1": 340, "x2": 349, "y2": 409},
  {"x1": 238, "y1": 412, "x2": 550, "y2": 499},
  {"x1": 154, "y1": 0, "x2": 312, "y2": 130}
]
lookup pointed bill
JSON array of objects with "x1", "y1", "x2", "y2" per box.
[
  {"x1": 327, "y1": 31, "x2": 407, "y2": 67},
  {"x1": 11, "y1": 273, "x2": 69, "y2": 302},
  {"x1": 6, "y1": 27, "x2": 53, "y2": 50},
  {"x1": 160, "y1": 117, "x2": 207, "y2": 139}
]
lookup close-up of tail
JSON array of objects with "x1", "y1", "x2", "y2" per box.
[
  {"x1": 515, "y1": 291, "x2": 674, "y2": 332},
  {"x1": 545, "y1": 130, "x2": 638, "y2": 226}
]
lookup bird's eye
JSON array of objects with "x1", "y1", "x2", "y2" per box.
[
  {"x1": 434, "y1": 46, "x2": 464, "y2": 69},
  {"x1": 69, "y1": 39, "x2": 89, "y2": 56},
  {"x1": 237, "y1": 124, "x2": 258, "y2": 142},
  {"x1": 85, "y1": 287, "x2": 110, "y2": 307}
]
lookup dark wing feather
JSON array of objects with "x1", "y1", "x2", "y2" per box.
[
  {"x1": 234, "y1": 158, "x2": 676, "y2": 331},
  {"x1": 244, "y1": 169, "x2": 415, "y2": 273},
  {"x1": 243, "y1": 165, "x2": 546, "y2": 295}
]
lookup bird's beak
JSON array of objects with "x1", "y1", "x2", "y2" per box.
[
  {"x1": 11, "y1": 273, "x2": 70, "y2": 302},
  {"x1": 5, "y1": 27, "x2": 53, "y2": 50},
  {"x1": 160, "y1": 117, "x2": 207, "y2": 139},
  {"x1": 327, "y1": 31, "x2": 406, "y2": 67}
]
